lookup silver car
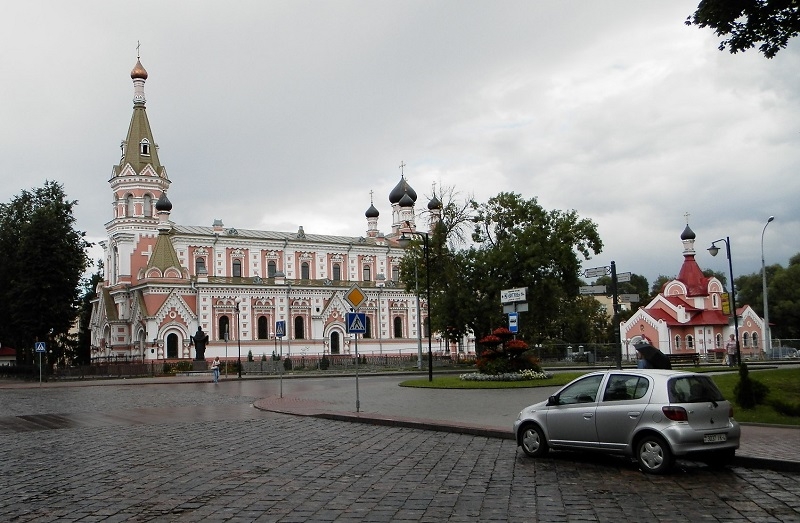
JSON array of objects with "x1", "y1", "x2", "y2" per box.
[{"x1": 514, "y1": 369, "x2": 740, "y2": 474}]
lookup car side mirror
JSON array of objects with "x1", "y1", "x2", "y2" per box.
[{"x1": 547, "y1": 395, "x2": 559, "y2": 406}]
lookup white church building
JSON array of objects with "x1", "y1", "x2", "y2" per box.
[{"x1": 90, "y1": 58, "x2": 444, "y2": 363}]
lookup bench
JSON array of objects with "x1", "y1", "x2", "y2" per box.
[{"x1": 666, "y1": 352, "x2": 700, "y2": 366}]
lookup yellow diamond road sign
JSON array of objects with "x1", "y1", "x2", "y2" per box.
[{"x1": 345, "y1": 284, "x2": 367, "y2": 310}]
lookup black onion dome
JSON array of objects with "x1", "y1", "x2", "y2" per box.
[
  {"x1": 680, "y1": 224, "x2": 695, "y2": 240},
  {"x1": 398, "y1": 193, "x2": 415, "y2": 208},
  {"x1": 427, "y1": 195, "x2": 442, "y2": 210},
  {"x1": 365, "y1": 203, "x2": 379, "y2": 218},
  {"x1": 155, "y1": 192, "x2": 172, "y2": 212},
  {"x1": 389, "y1": 176, "x2": 417, "y2": 204}
]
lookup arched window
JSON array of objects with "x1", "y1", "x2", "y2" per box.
[
  {"x1": 391, "y1": 266, "x2": 399, "y2": 282},
  {"x1": 257, "y1": 316, "x2": 269, "y2": 339},
  {"x1": 363, "y1": 265, "x2": 371, "y2": 282},
  {"x1": 743, "y1": 332, "x2": 750, "y2": 347},
  {"x1": 126, "y1": 194, "x2": 134, "y2": 217},
  {"x1": 232, "y1": 259, "x2": 242, "y2": 277},
  {"x1": 393, "y1": 316, "x2": 403, "y2": 338},
  {"x1": 330, "y1": 332, "x2": 340, "y2": 354},
  {"x1": 712, "y1": 294, "x2": 719, "y2": 308},
  {"x1": 294, "y1": 316, "x2": 305, "y2": 339},
  {"x1": 140, "y1": 138, "x2": 150, "y2": 155},
  {"x1": 364, "y1": 316, "x2": 372, "y2": 338},
  {"x1": 716, "y1": 333, "x2": 722, "y2": 348},
  {"x1": 301, "y1": 262, "x2": 310, "y2": 280},
  {"x1": 333, "y1": 263, "x2": 341, "y2": 281},
  {"x1": 752, "y1": 332, "x2": 759, "y2": 349},
  {"x1": 218, "y1": 316, "x2": 230, "y2": 340},
  {"x1": 166, "y1": 332, "x2": 179, "y2": 359},
  {"x1": 143, "y1": 195, "x2": 153, "y2": 217},
  {"x1": 674, "y1": 336, "x2": 681, "y2": 349},
  {"x1": 267, "y1": 260, "x2": 276, "y2": 277},
  {"x1": 195, "y1": 257, "x2": 207, "y2": 275},
  {"x1": 686, "y1": 335, "x2": 694, "y2": 349}
]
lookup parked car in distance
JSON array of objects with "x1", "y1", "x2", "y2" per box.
[
  {"x1": 766, "y1": 347, "x2": 798, "y2": 359},
  {"x1": 514, "y1": 369, "x2": 740, "y2": 474}
]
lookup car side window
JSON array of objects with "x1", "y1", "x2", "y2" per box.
[
  {"x1": 557, "y1": 375, "x2": 603, "y2": 405},
  {"x1": 602, "y1": 374, "x2": 650, "y2": 402}
]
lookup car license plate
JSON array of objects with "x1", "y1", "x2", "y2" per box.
[{"x1": 703, "y1": 433, "x2": 727, "y2": 443}]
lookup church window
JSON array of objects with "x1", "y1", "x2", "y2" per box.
[
  {"x1": 686, "y1": 335, "x2": 694, "y2": 349},
  {"x1": 267, "y1": 260, "x2": 276, "y2": 277},
  {"x1": 126, "y1": 194, "x2": 134, "y2": 217},
  {"x1": 712, "y1": 294, "x2": 719, "y2": 308},
  {"x1": 364, "y1": 316, "x2": 372, "y2": 338},
  {"x1": 363, "y1": 265, "x2": 371, "y2": 282},
  {"x1": 391, "y1": 266, "x2": 399, "y2": 282},
  {"x1": 301, "y1": 262, "x2": 310, "y2": 279},
  {"x1": 232, "y1": 259, "x2": 242, "y2": 277},
  {"x1": 333, "y1": 263, "x2": 341, "y2": 281},
  {"x1": 743, "y1": 332, "x2": 750, "y2": 347},
  {"x1": 716, "y1": 333, "x2": 722, "y2": 348},
  {"x1": 140, "y1": 139, "x2": 150, "y2": 155},
  {"x1": 257, "y1": 316, "x2": 269, "y2": 339},
  {"x1": 752, "y1": 332, "x2": 759, "y2": 348},
  {"x1": 294, "y1": 316, "x2": 305, "y2": 339},
  {"x1": 674, "y1": 335, "x2": 681, "y2": 349},
  {"x1": 143, "y1": 194, "x2": 153, "y2": 217},
  {"x1": 218, "y1": 316, "x2": 230, "y2": 340},
  {"x1": 195, "y1": 257, "x2": 207, "y2": 275},
  {"x1": 393, "y1": 316, "x2": 403, "y2": 338}
]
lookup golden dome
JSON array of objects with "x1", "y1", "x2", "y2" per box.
[{"x1": 130, "y1": 60, "x2": 148, "y2": 80}]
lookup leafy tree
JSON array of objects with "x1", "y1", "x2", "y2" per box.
[
  {"x1": 75, "y1": 264, "x2": 104, "y2": 365},
  {"x1": 763, "y1": 254, "x2": 800, "y2": 339},
  {"x1": 650, "y1": 275, "x2": 673, "y2": 296},
  {"x1": 0, "y1": 181, "x2": 91, "y2": 365},
  {"x1": 686, "y1": 0, "x2": 800, "y2": 58}
]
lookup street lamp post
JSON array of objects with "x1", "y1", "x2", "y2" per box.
[
  {"x1": 708, "y1": 237, "x2": 741, "y2": 365},
  {"x1": 235, "y1": 296, "x2": 243, "y2": 378},
  {"x1": 398, "y1": 229, "x2": 433, "y2": 382},
  {"x1": 761, "y1": 216, "x2": 775, "y2": 358}
]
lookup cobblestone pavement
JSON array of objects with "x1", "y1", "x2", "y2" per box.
[{"x1": 1, "y1": 379, "x2": 799, "y2": 522}]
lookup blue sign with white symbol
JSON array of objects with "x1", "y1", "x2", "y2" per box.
[
  {"x1": 346, "y1": 312, "x2": 367, "y2": 334},
  {"x1": 35, "y1": 342, "x2": 46, "y2": 353},
  {"x1": 276, "y1": 321, "x2": 286, "y2": 338},
  {"x1": 508, "y1": 312, "x2": 518, "y2": 334}
]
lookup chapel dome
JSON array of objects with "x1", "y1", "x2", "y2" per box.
[
  {"x1": 389, "y1": 176, "x2": 417, "y2": 204},
  {"x1": 131, "y1": 60, "x2": 148, "y2": 80}
]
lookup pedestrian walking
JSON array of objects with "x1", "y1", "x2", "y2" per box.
[
  {"x1": 211, "y1": 356, "x2": 221, "y2": 383},
  {"x1": 725, "y1": 334, "x2": 737, "y2": 366}
]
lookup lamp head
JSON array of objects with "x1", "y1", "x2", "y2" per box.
[
  {"x1": 767, "y1": 216, "x2": 774, "y2": 223},
  {"x1": 708, "y1": 243, "x2": 720, "y2": 257},
  {"x1": 397, "y1": 234, "x2": 411, "y2": 248}
]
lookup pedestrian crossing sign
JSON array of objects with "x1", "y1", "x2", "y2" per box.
[
  {"x1": 35, "y1": 342, "x2": 46, "y2": 353},
  {"x1": 276, "y1": 320, "x2": 286, "y2": 338},
  {"x1": 346, "y1": 312, "x2": 367, "y2": 334}
]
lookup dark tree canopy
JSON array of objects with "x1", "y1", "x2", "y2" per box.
[
  {"x1": 687, "y1": 0, "x2": 800, "y2": 58},
  {"x1": 0, "y1": 181, "x2": 91, "y2": 365}
]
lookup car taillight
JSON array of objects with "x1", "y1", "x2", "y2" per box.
[
  {"x1": 662, "y1": 406, "x2": 688, "y2": 421},
  {"x1": 729, "y1": 406, "x2": 735, "y2": 418}
]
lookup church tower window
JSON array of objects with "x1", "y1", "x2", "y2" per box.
[
  {"x1": 267, "y1": 260, "x2": 276, "y2": 277},
  {"x1": 363, "y1": 265, "x2": 371, "y2": 282},
  {"x1": 232, "y1": 259, "x2": 242, "y2": 277},
  {"x1": 333, "y1": 263, "x2": 341, "y2": 281},
  {"x1": 140, "y1": 139, "x2": 150, "y2": 156},
  {"x1": 301, "y1": 262, "x2": 310, "y2": 279}
]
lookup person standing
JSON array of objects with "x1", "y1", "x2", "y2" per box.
[
  {"x1": 211, "y1": 356, "x2": 221, "y2": 383},
  {"x1": 725, "y1": 334, "x2": 737, "y2": 366}
]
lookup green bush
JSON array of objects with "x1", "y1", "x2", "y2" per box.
[
  {"x1": 175, "y1": 360, "x2": 193, "y2": 372},
  {"x1": 283, "y1": 357, "x2": 292, "y2": 371},
  {"x1": 319, "y1": 355, "x2": 330, "y2": 370},
  {"x1": 769, "y1": 399, "x2": 800, "y2": 417},
  {"x1": 261, "y1": 353, "x2": 267, "y2": 361}
]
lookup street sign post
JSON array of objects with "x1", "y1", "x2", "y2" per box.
[
  {"x1": 275, "y1": 320, "x2": 286, "y2": 338},
  {"x1": 584, "y1": 266, "x2": 609, "y2": 278},
  {"x1": 346, "y1": 312, "x2": 367, "y2": 334},
  {"x1": 579, "y1": 285, "x2": 607, "y2": 295},
  {"x1": 35, "y1": 342, "x2": 46, "y2": 385},
  {"x1": 619, "y1": 293, "x2": 640, "y2": 303},
  {"x1": 617, "y1": 272, "x2": 632, "y2": 283}
]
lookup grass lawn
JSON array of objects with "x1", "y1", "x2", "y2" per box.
[{"x1": 401, "y1": 366, "x2": 800, "y2": 426}]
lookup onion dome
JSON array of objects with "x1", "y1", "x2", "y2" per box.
[
  {"x1": 427, "y1": 195, "x2": 442, "y2": 210},
  {"x1": 398, "y1": 193, "x2": 415, "y2": 208},
  {"x1": 389, "y1": 176, "x2": 417, "y2": 204},
  {"x1": 365, "y1": 203, "x2": 379, "y2": 218},
  {"x1": 131, "y1": 60, "x2": 148, "y2": 80},
  {"x1": 680, "y1": 224, "x2": 696, "y2": 240},
  {"x1": 155, "y1": 192, "x2": 172, "y2": 212}
]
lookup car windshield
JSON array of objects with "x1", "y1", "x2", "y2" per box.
[{"x1": 668, "y1": 376, "x2": 724, "y2": 403}]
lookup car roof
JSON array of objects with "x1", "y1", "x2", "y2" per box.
[{"x1": 584, "y1": 369, "x2": 701, "y2": 379}]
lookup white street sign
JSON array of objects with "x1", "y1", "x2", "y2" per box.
[
  {"x1": 617, "y1": 272, "x2": 632, "y2": 283},
  {"x1": 579, "y1": 285, "x2": 607, "y2": 295},
  {"x1": 584, "y1": 266, "x2": 609, "y2": 278},
  {"x1": 500, "y1": 287, "x2": 527, "y2": 304},
  {"x1": 619, "y1": 293, "x2": 640, "y2": 303}
]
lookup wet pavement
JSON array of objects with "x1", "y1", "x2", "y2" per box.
[{"x1": 1, "y1": 373, "x2": 799, "y2": 522}]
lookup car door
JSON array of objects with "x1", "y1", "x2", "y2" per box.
[
  {"x1": 545, "y1": 374, "x2": 603, "y2": 449},
  {"x1": 595, "y1": 373, "x2": 651, "y2": 452}
]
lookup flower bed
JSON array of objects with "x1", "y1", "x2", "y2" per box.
[{"x1": 460, "y1": 369, "x2": 551, "y2": 381}]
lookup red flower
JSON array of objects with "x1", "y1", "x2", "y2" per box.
[
  {"x1": 506, "y1": 339, "x2": 528, "y2": 351},
  {"x1": 478, "y1": 335, "x2": 502, "y2": 346},
  {"x1": 492, "y1": 327, "x2": 513, "y2": 339}
]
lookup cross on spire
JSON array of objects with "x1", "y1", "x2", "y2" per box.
[
  {"x1": 399, "y1": 161, "x2": 405, "y2": 176},
  {"x1": 369, "y1": 189, "x2": 374, "y2": 204},
  {"x1": 684, "y1": 211, "x2": 690, "y2": 224},
  {"x1": 136, "y1": 40, "x2": 140, "y2": 59}
]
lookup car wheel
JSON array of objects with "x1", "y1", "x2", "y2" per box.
[
  {"x1": 520, "y1": 424, "x2": 549, "y2": 458},
  {"x1": 636, "y1": 435, "x2": 673, "y2": 474}
]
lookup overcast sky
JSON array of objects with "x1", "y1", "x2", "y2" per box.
[{"x1": 2, "y1": 1, "x2": 798, "y2": 290}]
